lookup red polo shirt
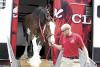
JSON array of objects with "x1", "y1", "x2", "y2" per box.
[{"x1": 59, "y1": 33, "x2": 84, "y2": 57}]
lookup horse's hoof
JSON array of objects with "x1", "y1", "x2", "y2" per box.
[{"x1": 20, "y1": 55, "x2": 28, "y2": 59}]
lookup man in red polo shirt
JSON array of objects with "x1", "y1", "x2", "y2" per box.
[{"x1": 51, "y1": 23, "x2": 90, "y2": 67}]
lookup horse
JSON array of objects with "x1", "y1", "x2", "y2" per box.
[{"x1": 22, "y1": 6, "x2": 56, "y2": 67}]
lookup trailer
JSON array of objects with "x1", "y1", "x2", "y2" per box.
[{"x1": 1, "y1": 0, "x2": 100, "y2": 66}]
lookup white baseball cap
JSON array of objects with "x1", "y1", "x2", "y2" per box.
[{"x1": 61, "y1": 23, "x2": 71, "y2": 32}]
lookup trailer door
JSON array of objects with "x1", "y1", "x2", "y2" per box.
[
  {"x1": 0, "y1": 0, "x2": 13, "y2": 43},
  {"x1": 93, "y1": 0, "x2": 100, "y2": 63}
]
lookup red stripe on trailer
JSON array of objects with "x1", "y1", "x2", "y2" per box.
[
  {"x1": 11, "y1": 19, "x2": 18, "y2": 55},
  {"x1": 11, "y1": 0, "x2": 19, "y2": 56}
]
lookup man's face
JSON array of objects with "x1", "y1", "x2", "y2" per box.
[{"x1": 62, "y1": 28, "x2": 70, "y2": 36}]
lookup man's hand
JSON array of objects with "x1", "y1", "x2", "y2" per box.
[
  {"x1": 48, "y1": 42, "x2": 54, "y2": 47},
  {"x1": 48, "y1": 42, "x2": 62, "y2": 50}
]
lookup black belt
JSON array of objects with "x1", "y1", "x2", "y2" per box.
[{"x1": 67, "y1": 56, "x2": 78, "y2": 59}]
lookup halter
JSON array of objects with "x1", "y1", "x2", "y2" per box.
[
  {"x1": 46, "y1": 33, "x2": 54, "y2": 40},
  {"x1": 39, "y1": 18, "x2": 55, "y2": 59}
]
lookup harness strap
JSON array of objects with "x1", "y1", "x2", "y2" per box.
[
  {"x1": 39, "y1": 18, "x2": 53, "y2": 60},
  {"x1": 39, "y1": 18, "x2": 46, "y2": 42}
]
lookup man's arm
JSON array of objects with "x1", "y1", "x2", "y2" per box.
[
  {"x1": 82, "y1": 46, "x2": 90, "y2": 60},
  {"x1": 53, "y1": 44, "x2": 63, "y2": 50},
  {"x1": 81, "y1": 45, "x2": 90, "y2": 66},
  {"x1": 49, "y1": 43, "x2": 63, "y2": 51},
  {"x1": 77, "y1": 34, "x2": 90, "y2": 61}
]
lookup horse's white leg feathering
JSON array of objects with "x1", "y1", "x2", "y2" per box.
[
  {"x1": 27, "y1": 28, "x2": 31, "y2": 35},
  {"x1": 28, "y1": 36, "x2": 42, "y2": 67},
  {"x1": 20, "y1": 28, "x2": 31, "y2": 59}
]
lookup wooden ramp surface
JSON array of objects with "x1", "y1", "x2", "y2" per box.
[{"x1": 20, "y1": 59, "x2": 51, "y2": 67}]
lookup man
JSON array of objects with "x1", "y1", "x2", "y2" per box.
[{"x1": 50, "y1": 23, "x2": 90, "y2": 67}]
